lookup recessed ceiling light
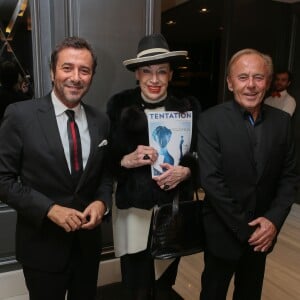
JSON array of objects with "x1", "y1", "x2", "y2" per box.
[
  {"x1": 166, "y1": 20, "x2": 176, "y2": 25},
  {"x1": 199, "y1": 7, "x2": 210, "y2": 13}
]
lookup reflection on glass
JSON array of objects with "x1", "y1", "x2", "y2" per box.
[
  {"x1": 0, "y1": 0, "x2": 33, "y2": 208},
  {"x1": 0, "y1": 0, "x2": 33, "y2": 119}
]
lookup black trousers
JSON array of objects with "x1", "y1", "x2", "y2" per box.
[
  {"x1": 23, "y1": 237, "x2": 100, "y2": 300},
  {"x1": 121, "y1": 250, "x2": 179, "y2": 288},
  {"x1": 120, "y1": 250, "x2": 180, "y2": 299},
  {"x1": 200, "y1": 248, "x2": 267, "y2": 300}
]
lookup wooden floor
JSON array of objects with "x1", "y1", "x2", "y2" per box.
[{"x1": 173, "y1": 203, "x2": 300, "y2": 300}]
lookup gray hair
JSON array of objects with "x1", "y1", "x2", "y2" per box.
[{"x1": 227, "y1": 48, "x2": 273, "y2": 80}]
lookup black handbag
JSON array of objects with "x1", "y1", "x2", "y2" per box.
[{"x1": 150, "y1": 191, "x2": 204, "y2": 259}]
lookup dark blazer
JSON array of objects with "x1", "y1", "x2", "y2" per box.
[
  {"x1": 197, "y1": 100, "x2": 298, "y2": 260},
  {"x1": 0, "y1": 95, "x2": 112, "y2": 271}
]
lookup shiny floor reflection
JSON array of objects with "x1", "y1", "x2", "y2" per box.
[{"x1": 173, "y1": 204, "x2": 300, "y2": 300}]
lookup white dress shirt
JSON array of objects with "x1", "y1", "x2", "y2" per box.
[
  {"x1": 51, "y1": 91, "x2": 91, "y2": 173},
  {"x1": 264, "y1": 89, "x2": 296, "y2": 116}
]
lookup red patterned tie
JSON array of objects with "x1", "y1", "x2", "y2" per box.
[{"x1": 65, "y1": 110, "x2": 83, "y2": 178}]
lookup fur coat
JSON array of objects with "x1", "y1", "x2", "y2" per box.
[{"x1": 107, "y1": 87, "x2": 201, "y2": 210}]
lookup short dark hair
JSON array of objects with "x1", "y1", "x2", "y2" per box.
[
  {"x1": 275, "y1": 69, "x2": 292, "y2": 82},
  {"x1": 50, "y1": 36, "x2": 97, "y2": 75}
]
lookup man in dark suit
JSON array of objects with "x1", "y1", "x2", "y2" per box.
[
  {"x1": 0, "y1": 37, "x2": 112, "y2": 300},
  {"x1": 197, "y1": 48, "x2": 299, "y2": 300}
]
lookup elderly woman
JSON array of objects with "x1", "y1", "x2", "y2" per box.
[{"x1": 107, "y1": 33, "x2": 201, "y2": 300}]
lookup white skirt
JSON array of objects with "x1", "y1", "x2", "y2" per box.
[
  {"x1": 112, "y1": 198, "x2": 153, "y2": 257},
  {"x1": 112, "y1": 198, "x2": 175, "y2": 280}
]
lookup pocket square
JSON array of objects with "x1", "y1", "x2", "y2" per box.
[{"x1": 98, "y1": 139, "x2": 108, "y2": 147}]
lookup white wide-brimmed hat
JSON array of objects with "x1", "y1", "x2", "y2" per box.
[{"x1": 123, "y1": 33, "x2": 188, "y2": 71}]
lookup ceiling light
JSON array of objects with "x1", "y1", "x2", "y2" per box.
[
  {"x1": 199, "y1": 7, "x2": 210, "y2": 14},
  {"x1": 199, "y1": 0, "x2": 210, "y2": 14},
  {"x1": 166, "y1": 20, "x2": 176, "y2": 25}
]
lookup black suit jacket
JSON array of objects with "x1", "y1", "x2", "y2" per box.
[
  {"x1": 197, "y1": 100, "x2": 298, "y2": 260},
  {"x1": 0, "y1": 95, "x2": 112, "y2": 271}
]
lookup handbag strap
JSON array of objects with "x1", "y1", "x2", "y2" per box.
[
  {"x1": 172, "y1": 188, "x2": 200, "y2": 217},
  {"x1": 195, "y1": 188, "x2": 200, "y2": 201},
  {"x1": 172, "y1": 193, "x2": 179, "y2": 217}
]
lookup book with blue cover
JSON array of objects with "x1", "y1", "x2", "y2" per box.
[{"x1": 146, "y1": 111, "x2": 193, "y2": 177}]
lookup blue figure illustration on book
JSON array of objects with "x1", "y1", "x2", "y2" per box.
[
  {"x1": 179, "y1": 135, "x2": 184, "y2": 160},
  {"x1": 152, "y1": 125, "x2": 174, "y2": 175}
]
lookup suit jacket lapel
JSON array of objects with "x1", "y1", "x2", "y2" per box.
[
  {"x1": 256, "y1": 111, "x2": 273, "y2": 180},
  {"x1": 85, "y1": 106, "x2": 98, "y2": 165},
  {"x1": 76, "y1": 104, "x2": 98, "y2": 190},
  {"x1": 229, "y1": 102, "x2": 257, "y2": 171},
  {"x1": 36, "y1": 95, "x2": 71, "y2": 182},
  {"x1": 230, "y1": 101, "x2": 271, "y2": 180}
]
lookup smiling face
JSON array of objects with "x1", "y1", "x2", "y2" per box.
[
  {"x1": 227, "y1": 53, "x2": 271, "y2": 119},
  {"x1": 135, "y1": 63, "x2": 173, "y2": 101},
  {"x1": 51, "y1": 47, "x2": 94, "y2": 108}
]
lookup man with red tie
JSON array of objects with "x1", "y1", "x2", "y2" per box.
[
  {"x1": 0, "y1": 37, "x2": 112, "y2": 300},
  {"x1": 264, "y1": 69, "x2": 296, "y2": 116}
]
